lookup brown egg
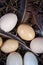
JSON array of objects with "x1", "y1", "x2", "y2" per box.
[
  {"x1": 17, "y1": 24, "x2": 35, "y2": 41},
  {"x1": 1, "y1": 39, "x2": 19, "y2": 53},
  {"x1": 0, "y1": 37, "x2": 3, "y2": 47}
]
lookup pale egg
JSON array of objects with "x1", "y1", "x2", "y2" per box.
[
  {"x1": 0, "y1": 37, "x2": 3, "y2": 47},
  {"x1": 30, "y1": 37, "x2": 43, "y2": 53},
  {"x1": 1, "y1": 39, "x2": 19, "y2": 53},
  {"x1": 24, "y1": 52, "x2": 38, "y2": 65},
  {"x1": 0, "y1": 13, "x2": 17, "y2": 32},
  {"x1": 17, "y1": 24, "x2": 35, "y2": 41},
  {"x1": 6, "y1": 52, "x2": 23, "y2": 65}
]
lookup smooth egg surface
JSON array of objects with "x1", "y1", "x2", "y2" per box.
[
  {"x1": 24, "y1": 52, "x2": 38, "y2": 65},
  {"x1": 0, "y1": 13, "x2": 17, "y2": 32},
  {"x1": 17, "y1": 24, "x2": 35, "y2": 41},
  {"x1": 0, "y1": 37, "x2": 3, "y2": 47},
  {"x1": 6, "y1": 52, "x2": 23, "y2": 65},
  {"x1": 30, "y1": 37, "x2": 43, "y2": 53},
  {"x1": 1, "y1": 39, "x2": 19, "y2": 53}
]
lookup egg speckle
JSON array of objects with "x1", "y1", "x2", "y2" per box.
[
  {"x1": 30, "y1": 37, "x2": 43, "y2": 53},
  {"x1": 0, "y1": 37, "x2": 3, "y2": 47},
  {"x1": 24, "y1": 52, "x2": 38, "y2": 65},
  {"x1": 17, "y1": 24, "x2": 35, "y2": 41},
  {"x1": 1, "y1": 39, "x2": 19, "y2": 53},
  {"x1": 0, "y1": 13, "x2": 17, "y2": 32},
  {"x1": 6, "y1": 52, "x2": 23, "y2": 65}
]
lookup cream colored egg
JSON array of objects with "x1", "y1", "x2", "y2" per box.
[
  {"x1": 1, "y1": 39, "x2": 19, "y2": 53},
  {"x1": 30, "y1": 37, "x2": 43, "y2": 53},
  {"x1": 17, "y1": 24, "x2": 35, "y2": 41},
  {"x1": 0, "y1": 37, "x2": 3, "y2": 47}
]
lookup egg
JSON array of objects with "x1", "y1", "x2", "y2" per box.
[
  {"x1": 17, "y1": 24, "x2": 35, "y2": 41},
  {"x1": 30, "y1": 37, "x2": 43, "y2": 53},
  {"x1": 0, "y1": 37, "x2": 3, "y2": 47},
  {"x1": 6, "y1": 52, "x2": 23, "y2": 65},
  {"x1": 1, "y1": 39, "x2": 19, "y2": 53},
  {"x1": 24, "y1": 52, "x2": 38, "y2": 65},
  {"x1": 0, "y1": 13, "x2": 17, "y2": 32}
]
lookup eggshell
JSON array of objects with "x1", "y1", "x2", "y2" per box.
[
  {"x1": 0, "y1": 37, "x2": 3, "y2": 47},
  {"x1": 6, "y1": 52, "x2": 23, "y2": 65},
  {"x1": 30, "y1": 37, "x2": 43, "y2": 53},
  {"x1": 24, "y1": 52, "x2": 38, "y2": 65},
  {"x1": 1, "y1": 39, "x2": 19, "y2": 53},
  {"x1": 0, "y1": 13, "x2": 17, "y2": 32},
  {"x1": 17, "y1": 24, "x2": 35, "y2": 41}
]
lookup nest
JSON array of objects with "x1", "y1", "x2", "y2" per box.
[{"x1": 0, "y1": 0, "x2": 43, "y2": 65}]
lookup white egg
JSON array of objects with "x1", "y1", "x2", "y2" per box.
[
  {"x1": 30, "y1": 37, "x2": 43, "y2": 53},
  {"x1": 6, "y1": 52, "x2": 23, "y2": 65},
  {"x1": 0, "y1": 13, "x2": 17, "y2": 32},
  {"x1": 24, "y1": 52, "x2": 38, "y2": 65}
]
